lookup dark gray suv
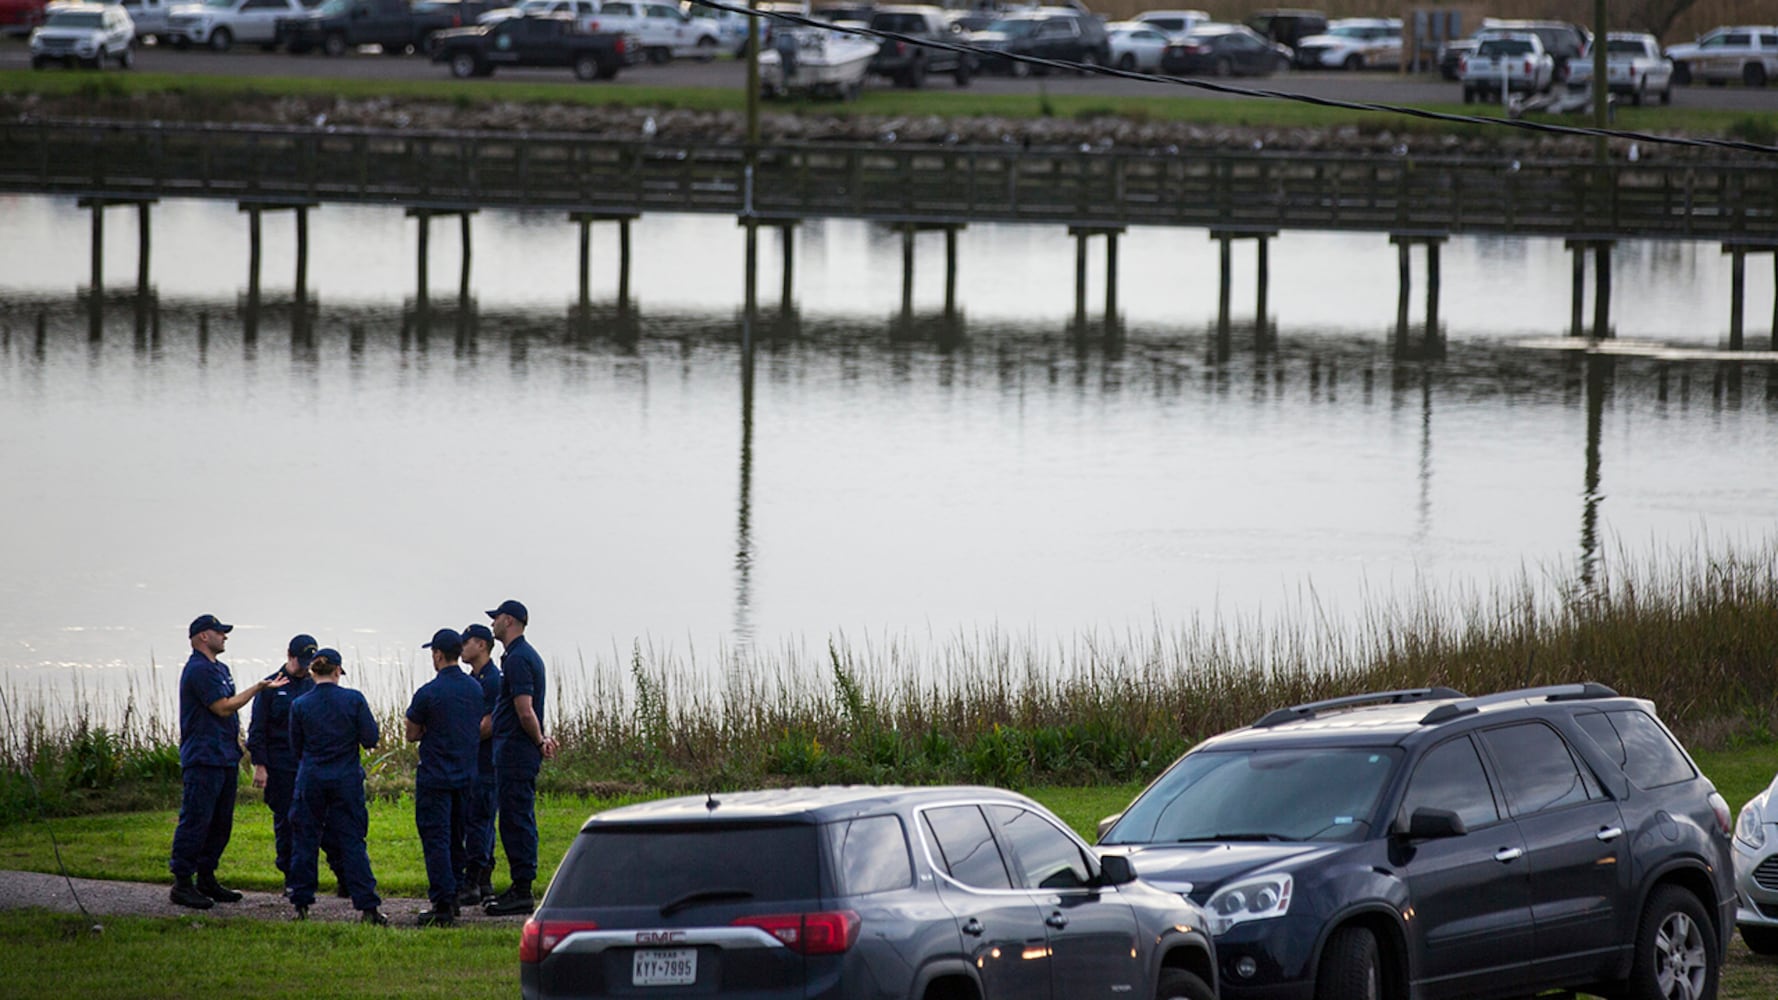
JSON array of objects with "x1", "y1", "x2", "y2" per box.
[
  {"x1": 1097, "y1": 684, "x2": 1734, "y2": 1000},
  {"x1": 521, "y1": 785, "x2": 1218, "y2": 1000}
]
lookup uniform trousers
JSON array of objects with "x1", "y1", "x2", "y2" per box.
[
  {"x1": 462, "y1": 770, "x2": 498, "y2": 878},
  {"x1": 288, "y1": 773, "x2": 381, "y2": 911},
  {"x1": 169, "y1": 764, "x2": 236, "y2": 879},
  {"x1": 495, "y1": 764, "x2": 540, "y2": 884},
  {"x1": 414, "y1": 783, "x2": 469, "y2": 907}
]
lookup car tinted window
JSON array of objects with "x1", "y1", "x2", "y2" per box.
[
  {"x1": 550, "y1": 824, "x2": 821, "y2": 907},
  {"x1": 1608, "y1": 710, "x2": 1695, "y2": 787},
  {"x1": 923, "y1": 805, "x2": 1013, "y2": 889},
  {"x1": 1400, "y1": 735, "x2": 1500, "y2": 830},
  {"x1": 988, "y1": 805, "x2": 1092, "y2": 890},
  {"x1": 1762, "y1": 34, "x2": 1778, "y2": 47},
  {"x1": 825, "y1": 816, "x2": 914, "y2": 896},
  {"x1": 1480, "y1": 722, "x2": 1595, "y2": 816},
  {"x1": 1575, "y1": 712, "x2": 1626, "y2": 766},
  {"x1": 870, "y1": 13, "x2": 924, "y2": 33},
  {"x1": 1104, "y1": 747, "x2": 1400, "y2": 845}
]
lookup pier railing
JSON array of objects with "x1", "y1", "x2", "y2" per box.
[{"x1": 4, "y1": 120, "x2": 1778, "y2": 242}]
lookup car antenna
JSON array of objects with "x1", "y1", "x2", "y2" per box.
[{"x1": 706, "y1": 792, "x2": 720, "y2": 812}]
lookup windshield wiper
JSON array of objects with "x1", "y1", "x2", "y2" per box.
[
  {"x1": 659, "y1": 888, "x2": 754, "y2": 917},
  {"x1": 1175, "y1": 832, "x2": 1297, "y2": 843}
]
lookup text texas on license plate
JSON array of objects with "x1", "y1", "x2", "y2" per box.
[{"x1": 633, "y1": 948, "x2": 697, "y2": 986}]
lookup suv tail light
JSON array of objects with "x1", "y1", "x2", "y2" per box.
[
  {"x1": 520, "y1": 918, "x2": 600, "y2": 963},
  {"x1": 1709, "y1": 792, "x2": 1732, "y2": 837},
  {"x1": 731, "y1": 910, "x2": 861, "y2": 955}
]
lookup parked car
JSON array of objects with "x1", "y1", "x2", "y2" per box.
[
  {"x1": 1735, "y1": 770, "x2": 1778, "y2": 954},
  {"x1": 1460, "y1": 32, "x2": 1554, "y2": 103},
  {"x1": 521, "y1": 785, "x2": 1219, "y2": 1000},
  {"x1": 1096, "y1": 684, "x2": 1735, "y2": 1000},
  {"x1": 1107, "y1": 20, "x2": 1170, "y2": 72},
  {"x1": 1476, "y1": 19, "x2": 1587, "y2": 81},
  {"x1": 1566, "y1": 32, "x2": 1673, "y2": 106},
  {"x1": 1244, "y1": 7, "x2": 1325, "y2": 50},
  {"x1": 29, "y1": 0, "x2": 134, "y2": 66},
  {"x1": 970, "y1": 9, "x2": 1109, "y2": 77},
  {"x1": 1665, "y1": 25, "x2": 1778, "y2": 87},
  {"x1": 120, "y1": 0, "x2": 173, "y2": 41},
  {"x1": 430, "y1": 11, "x2": 631, "y2": 78},
  {"x1": 584, "y1": 0, "x2": 719, "y2": 63},
  {"x1": 1161, "y1": 23, "x2": 1290, "y2": 77},
  {"x1": 866, "y1": 5, "x2": 970, "y2": 87},
  {"x1": 276, "y1": 0, "x2": 458, "y2": 55},
  {"x1": 1130, "y1": 7, "x2": 1208, "y2": 39},
  {"x1": 0, "y1": 0, "x2": 47, "y2": 36},
  {"x1": 684, "y1": 0, "x2": 747, "y2": 52},
  {"x1": 165, "y1": 0, "x2": 317, "y2": 50},
  {"x1": 478, "y1": 0, "x2": 591, "y2": 29},
  {"x1": 1292, "y1": 16, "x2": 1400, "y2": 71}
]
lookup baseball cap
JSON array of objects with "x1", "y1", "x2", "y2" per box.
[
  {"x1": 311, "y1": 648, "x2": 343, "y2": 673},
  {"x1": 423, "y1": 628, "x2": 464, "y2": 656},
  {"x1": 485, "y1": 599, "x2": 528, "y2": 625},
  {"x1": 189, "y1": 614, "x2": 234, "y2": 638},
  {"x1": 288, "y1": 634, "x2": 319, "y2": 667},
  {"x1": 461, "y1": 623, "x2": 495, "y2": 644}
]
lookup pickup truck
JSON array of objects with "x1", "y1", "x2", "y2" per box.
[
  {"x1": 277, "y1": 0, "x2": 455, "y2": 54},
  {"x1": 1566, "y1": 32, "x2": 1673, "y2": 105},
  {"x1": 1665, "y1": 25, "x2": 1778, "y2": 87},
  {"x1": 1460, "y1": 32, "x2": 1553, "y2": 102},
  {"x1": 166, "y1": 0, "x2": 315, "y2": 50},
  {"x1": 479, "y1": 0, "x2": 715, "y2": 62},
  {"x1": 430, "y1": 11, "x2": 630, "y2": 78}
]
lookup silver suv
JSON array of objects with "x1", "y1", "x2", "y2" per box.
[{"x1": 521, "y1": 785, "x2": 1219, "y2": 999}]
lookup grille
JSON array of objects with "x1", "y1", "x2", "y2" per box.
[
  {"x1": 38, "y1": 37, "x2": 77, "y2": 50},
  {"x1": 1754, "y1": 854, "x2": 1778, "y2": 892},
  {"x1": 1758, "y1": 900, "x2": 1778, "y2": 919}
]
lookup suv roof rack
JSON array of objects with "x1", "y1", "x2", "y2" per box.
[
  {"x1": 1418, "y1": 682, "x2": 1621, "y2": 725},
  {"x1": 1251, "y1": 687, "x2": 1467, "y2": 729}
]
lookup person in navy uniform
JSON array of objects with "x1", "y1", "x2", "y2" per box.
[
  {"x1": 170, "y1": 613, "x2": 287, "y2": 910},
  {"x1": 287, "y1": 647, "x2": 388, "y2": 925},
  {"x1": 406, "y1": 627, "x2": 486, "y2": 926},
  {"x1": 483, "y1": 599, "x2": 557, "y2": 916},
  {"x1": 455, "y1": 622, "x2": 502, "y2": 908},
  {"x1": 247, "y1": 634, "x2": 342, "y2": 888}
]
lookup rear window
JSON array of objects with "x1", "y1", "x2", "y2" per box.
[
  {"x1": 824, "y1": 815, "x2": 913, "y2": 896},
  {"x1": 1479, "y1": 39, "x2": 1533, "y2": 56},
  {"x1": 1575, "y1": 709, "x2": 1696, "y2": 788},
  {"x1": 550, "y1": 824, "x2": 821, "y2": 907},
  {"x1": 870, "y1": 13, "x2": 925, "y2": 33}
]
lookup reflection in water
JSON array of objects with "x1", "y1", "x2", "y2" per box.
[{"x1": 1580, "y1": 354, "x2": 1610, "y2": 590}]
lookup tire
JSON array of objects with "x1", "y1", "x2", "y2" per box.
[
  {"x1": 646, "y1": 46, "x2": 669, "y2": 65},
  {"x1": 1618, "y1": 886, "x2": 1717, "y2": 1000},
  {"x1": 1343, "y1": 53, "x2": 1362, "y2": 71},
  {"x1": 418, "y1": 31, "x2": 437, "y2": 55},
  {"x1": 118, "y1": 45, "x2": 133, "y2": 68},
  {"x1": 1672, "y1": 61, "x2": 1690, "y2": 85},
  {"x1": 322, "y1": 31, "x2": 346, "y2": 57},
  {"x1": 1633, "y1": 80, "x2": 1645, "y2": 106},
  {"x1": 1743, "y1": 925, "x2": 1778, "y2": 955},
  {"x1": 1314, "y1": 926, "x2": 1382, "y2": 1000},
  {"x1": 573, "y1": 53, "x2": 598, "y2": 80},
  {"x1": 1116, "y1": 52, "x2": 1134, "y2": 70},
  {"x1": 694, "y1": 35, "x2": 716, "y2": 62},
  {"x1": 904, "y1": 57, "x2": 925, "y2": 89},
  {"x1": 1213, "y1": 56, "x2": 1231, "y2": 77},
  {"x1": 207, "y1": 27, "x2": 231, "y2": 52},
  {"x1": 953, "y1": 58, "x2": 970, "y2": 87},
  {"x1": 1745, "y1": 63, "x2": 1767, "y2": 88},
  {"x1": 1010, "y1": 58, "x2": 1029, "y2": 79},
  {"x1": 1156, "y1": 968, "x2": 1215, "y2": 1000},
  {"x1": 448, "y1": 50, "x2": 477, "y2": 78}
]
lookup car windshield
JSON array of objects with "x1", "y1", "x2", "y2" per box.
[
  {"x1": 45, "y1": 10, "x2": 104, "y2": 25},
  {"x1": 1328, "y1": 25, "x2": 1386, "y2": 39},
  {"x1": 315, "y1": 0, "x2": 346, "y2": 13},
  {"x1": 1103, "y1": 747, "x2": 1402, "y2": 845},
  {"x1": 989, "y1": 18, "x2": 1038, "y2": 37},
  {"x1": 203, "y1": 0, "x2": 235, "y2": 7}
]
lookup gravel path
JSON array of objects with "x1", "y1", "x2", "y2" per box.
[{"x1": 0, "y1": 869, "x2": 528, "y2": 927}]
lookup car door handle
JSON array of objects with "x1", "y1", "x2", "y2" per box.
[
  {"x1": 961, "y1": 918, "x2": 983, "y2": 937},
  {"x1": 1597, "y1": 826, "x2": 1624, "y2": 842},
  {"x1": 1045, "y1": 912, "x2": 1068, "y2": 929},
  {"x1": 1494, "y1": 847, "x2": 1524, "y2": 863}
]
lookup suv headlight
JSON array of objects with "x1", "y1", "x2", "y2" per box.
[
  {"x1": 1205, "y1": 874, "x2": 1293, "y2": 934},
  {"x1": 1737, "y1": 804, "x2": 1767, "y2": 850}
]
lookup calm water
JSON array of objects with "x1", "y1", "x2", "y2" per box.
[{"x1": 2, "y1": 194, "x2": 1776, "y2": 712}]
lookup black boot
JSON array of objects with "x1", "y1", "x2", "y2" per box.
[
  {"x1": 293, "y1": 905, "x2": 309, "y2": 921},
  {"x1": 170, "y1": 875, "x2": 214, "y2": 910},
  {"x1": 478, "y1": 869, "x2": 495, "y2": 903},
  {"x1": 195, "y1": 873, "x2": 243, "y2": 903},
  {"x1": 417, "y1": 900, "x2": 458, "y2": 927},
  {"x1": 361, "y1": 908, "x2": 391, "y2": 926},
  {"x1": 455, "y1": 871, "x2": 483, "y2": 908},
  {"x1": 484, "y1": 882, "x2": 534, "y2": 916}
]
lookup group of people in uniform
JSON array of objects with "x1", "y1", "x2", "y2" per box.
[{"x1": 168, "y1": 599, "x2": 557, "y2": 926}]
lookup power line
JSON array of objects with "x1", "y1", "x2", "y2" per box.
[{"x1": 688, "y1": 0, "x2": 1778, "y2": 157}]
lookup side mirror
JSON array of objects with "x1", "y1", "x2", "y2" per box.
[
  {"x1": 1399, "y1": 807, "x2": 1467, "y2": 840},
  {"x1": 1095, "y1": 812, "x2": 1123, "y2": 841},
  {"x1": 1097, "y1": 853, "x2": 1137, "y2": 886}
]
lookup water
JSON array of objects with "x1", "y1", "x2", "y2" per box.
[{"x1": 1, "y1": 194, "x2": 1776, "y2": 715}]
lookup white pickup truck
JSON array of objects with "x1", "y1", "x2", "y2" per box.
[
  {"x1": 1460, "y1": 32, "x2": 1553, "y2": 102},
  {"x1": 478, "y1": 0, "x2": 716, "y2": 62},
  {"x1": 1567, "y1": 32, "x2": 1673, "y2": 105}
]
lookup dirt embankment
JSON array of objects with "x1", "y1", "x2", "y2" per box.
[{"x1": 1, "y1": 90, "x2": 1741, "y2": 162}]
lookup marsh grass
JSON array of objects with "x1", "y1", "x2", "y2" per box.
[{"x1": 4, "y1": 540, "x2": 1777, "y2": 822}]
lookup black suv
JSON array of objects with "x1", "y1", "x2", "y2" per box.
[
  {"x1": 970, "y1": 10, "x2": 1111, "y2": 77},
  {"x1": 868, "y1": 5, "x2": 972, "y2": 88},
  {"x1": 521, "y1": 785, "x2": 1218, "y2": 1000},
  {"x1": 1096, "y1": 684, "x2": 1734, "y2": 1000}
]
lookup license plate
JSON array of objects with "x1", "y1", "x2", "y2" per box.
[{"x1": 632, "y1": 948, "x2": 697, "y2": 987}]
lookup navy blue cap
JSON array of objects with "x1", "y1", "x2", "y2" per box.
[
  {"x1": 189, "y1": 614, "x2": 234, "y2": 638},
  {"x1": 423, "y1": 628, "x2": 464, "y2": 656},
  {"x1": 485, "y1": 599, "x2": 528, "y2": 625},
  {"x1": 461, "y1": 623, "x2": 495, "y2": 644},
  {"x1": 288, "y1": 634, "x2": 318, "y2": 666},
  {"x1": 310, "y1": 648, "x2": 343, "y2": 672}
]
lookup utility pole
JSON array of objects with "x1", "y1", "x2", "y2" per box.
[
  {"x1": 746, "y1": 0, "x2": 760, "y2": 150},
  {"x1": 1592, "y1": 0, "x2": 1608, "y2": 162}
]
